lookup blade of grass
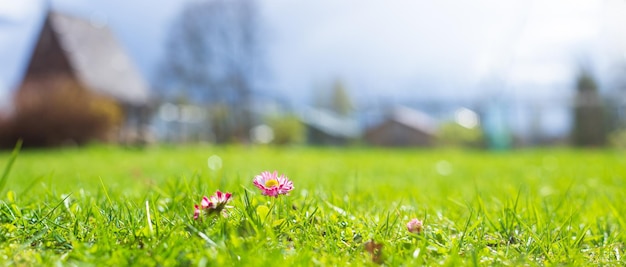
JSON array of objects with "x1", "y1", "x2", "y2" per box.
[
  {"x1": 146, "y1": 200, "x2": 154, "y2": 235},
  {"x1": 456, "y1": 209, "x2": 474, "y2": 250},
  {"x1": 0, "y1": 139, "x2": 22, "y2": 195},
  {"x1": 41, "y1": 193, "x2": 73, "y2": 222},
  {"x1": 187, "y1": 223, "x2": 217, "y2": 246},
  {"x1": 99, "y1": 176, "x2": 113, "y2": 207}
]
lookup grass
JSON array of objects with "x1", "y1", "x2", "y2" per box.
[{"x1": 0, "y1": 145, "x2": 625, "y2": 266}]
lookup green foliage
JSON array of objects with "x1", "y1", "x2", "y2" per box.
[
  {"x1": 0, "y1": 146, "x2": 625, "y2": 265},
  {"x1": 436, "y1": 121, "x2": 484, "y2": 148},
  {"x1": 267, "y1": 115, "x2": 305, "y2": 145},
  {"x1": 608, "y1": 129, "x2": 626, "y2": 149}
]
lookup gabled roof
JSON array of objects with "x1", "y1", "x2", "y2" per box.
[
  {"x1": 381, "y1": 106, "x2": 438, "y2": 135},
  {"x1": 29, "y1": 12, "x2": 149, "y2": 105}
]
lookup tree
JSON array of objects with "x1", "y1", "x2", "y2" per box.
[
  {"x1": 605, "y1": 63, "x2": 626, "y2": 148},
  {"x1": 571, "y1": 69, "x2": 606, "y2": 147},
  {"x1": 157, "y1": 0, "x2": 263, "y2": 143},
  {"x1": 331, "y1": 80, "x2": 353, "y2": 116},
  {"x1": 313, "y1": 79, "x2": 354, "y2": 116}
]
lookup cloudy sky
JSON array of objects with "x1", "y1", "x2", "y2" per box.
[{"x1": 1, "y1": 0, "x2": 626, "y2": 108}]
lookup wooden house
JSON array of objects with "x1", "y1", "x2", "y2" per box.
[{"x1": 16, "y1": 11, "x2": 151, "y2": 143}]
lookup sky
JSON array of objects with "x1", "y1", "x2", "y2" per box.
[{"x1": 1, "y1": 0, "x2": 626, "y2": 109}]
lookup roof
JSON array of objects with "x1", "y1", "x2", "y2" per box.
[
  {"x1": 384, "y1": 106, "x2": 438, "y2": 135},
  {"x1": 45, "y1": 12, "x2": 149, "y2": 105},
  {"x1": 300, "y1": 107, "x2": 361, "y2": 138}
]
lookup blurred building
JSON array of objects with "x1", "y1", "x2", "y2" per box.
[
  {"x1": 364, "y1": 106, "x2": 437, "y2": 147},
  {"x1": 16, "y1": 11, "x2": 151, "y2": 143},
  {"x1": 300, "y1": 107, "x2": 360, "y2": 146},
  {"x1": 152, "y1": 103, "x2": 211, "y2": 143}
]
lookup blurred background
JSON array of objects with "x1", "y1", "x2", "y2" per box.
[{"x1": 1, "y1": 0, "x2": 626, "y2": 149}]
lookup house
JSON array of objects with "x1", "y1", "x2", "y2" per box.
[
  {"x1": 15, "y1": 11, "x2": 151, "y2": 143},
  {"x1": 300, "y1": 107, "x2": 360, "y2": 146},
  {"x1": 364, "y1": 106, "x2": 437, "y2": 147}
]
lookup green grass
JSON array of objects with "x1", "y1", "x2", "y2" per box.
[{"x1": 0, "y1": 145, "x2": 625, "y2": 266}]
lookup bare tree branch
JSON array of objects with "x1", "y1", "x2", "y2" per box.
[{"x1": 157, "y1": 0, "x2": 263, "y2": 143}]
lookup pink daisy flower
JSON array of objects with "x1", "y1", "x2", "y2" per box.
[
  {"x1": 193, "y1": 204, "x2": 201, "y2": 219},
  {"x1": 193, "y1": 190, "x2": 233, "y2": 219},
  {"x1": 407, "y1": 218, "x2": 423, "y2": 234},
  {"x1": 207, "y1": 190, "x2": 232, "y2": 210},
  {"x1": 253, "y1": 171, "x2": 294, "y2": 197},
  {"x1": 201, "y1": 196, "x2": 212, "y2": 209}
]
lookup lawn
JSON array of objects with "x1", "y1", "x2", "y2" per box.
[{"x1": 0, "y1": 145, "x2": 625, "y2": 266}]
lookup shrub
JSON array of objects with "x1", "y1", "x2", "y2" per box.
[
  {"x1": 0, "y1": 75, "x2": 122, "y2": 148},
  {"x1": 436, "y1": 121, "x2": 485, "y2": 148},
  {"x1": 267, "y1": 114, "x2": 305, "y2": 145},
  {"x1": 609, "y1": 129, "x2": 626, "y2": 149}
]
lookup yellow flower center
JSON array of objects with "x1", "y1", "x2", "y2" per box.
[{"x1": 265, "y1": 179, "x2": 279, "y2": 188}]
